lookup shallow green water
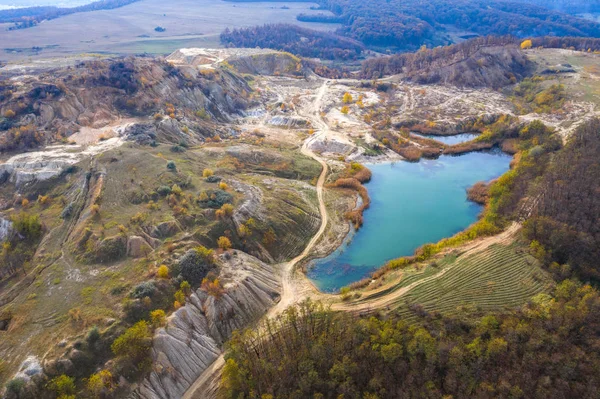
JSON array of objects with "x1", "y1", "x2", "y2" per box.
[
  {"x1": 307, "y1": 150, "x2": 512, "y2": 292},
  {"x1": 414, "y1": 132, "x2": 479, "y2": 145}
]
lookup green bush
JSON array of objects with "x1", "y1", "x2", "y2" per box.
[
  {"x1": 197, "y1": 189, "x2": 233, "y2": 209},
  {"x1": 157, "y1": 185, "x2": 172, "y2": 196},
  {"x1": 48, "y1": 374, "x2": 75, "y2": 396},
  {"x1": 170, "y1": 145, "x2": 186, "y2": 153},
  {"x1": 86, "y1": 326, "x2": 101, "y2": 344},
  {"x1": 131, "y1": 281, "x2": 157, "y2": 299},
  {"x1": 11, "y1": 212, "x2": 42, "y2": 241},
  {"x1": 5, "y1": 378, "x2": 26, "y2": 396},
  {"x1": 179, "y1": 246, "x2": 215, "y2": 285},
  {"x1": 111, "y1": 320, "x2": 151, "y2": 362}
]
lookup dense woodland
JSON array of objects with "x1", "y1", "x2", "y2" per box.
[
  {"x1": 223, "y1": 284, "x2": 600, "y2": 399},
  {"x1": 231, "y1": 0, "x2": 600, "y2": 51},
  {"x1": 524, "y1": 119, "x2": 600, "y2": 281},
  {"x1": 360, "y1": 35, "x2": 600, "y2": 81},
  {"x1": 330, "y1": 0, "x2": 600, "y2": 49},
  {"x1": 511, "y1": 0, "x2": 600, "y2": 13},
  {"x1": 220, "y1": 24, "x2": 364, "y2": 60}
]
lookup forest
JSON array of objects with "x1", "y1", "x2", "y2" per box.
[
  {"x1": 229, "y1": 0, "x2": 600, "y2": 51},
  {"x1": 220, "y1": 24, "x2": 364, "y2": 60},
  {"x1": 359, "y1": 35, "x2": 530, "y2": 86},
  {"x1": 523, "y1": 119, "x2": 600, "y2": 281},
  {"x1": 223, "y1": 283, "x2": 600, "y2": 399},
  {"x1": 321, "y1": 0, "x2": 600, "y2": 50}
]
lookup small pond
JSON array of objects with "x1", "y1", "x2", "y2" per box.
[
  {"x1": 413, "y1": 132, "x2": 479, "y2": 145},
  {"x1": 307, "y1": 149, "x2": 512, "y2": 292}
]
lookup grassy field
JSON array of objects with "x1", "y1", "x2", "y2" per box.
[{"x1": 528, "y1": 49, "x2": 600, "y2": 107}]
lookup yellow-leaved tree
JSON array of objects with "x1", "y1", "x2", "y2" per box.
[{"x1": 520, "y1": 39, "x2": 532, "y2": 50}]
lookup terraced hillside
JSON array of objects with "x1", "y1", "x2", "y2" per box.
[
  {"x1": 395, "y1": 243, "x2": 553, "y2": 321},
  {"x1": 334, "y1": 226, "x2": 554, "y2": 318}
]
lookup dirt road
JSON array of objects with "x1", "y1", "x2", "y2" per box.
[
  {"x1": 182, "y1": 81, "x2": 332, "y2": 399},
  {"x1": 333, "y1": 222, "x2": 521, "y2": 313}
]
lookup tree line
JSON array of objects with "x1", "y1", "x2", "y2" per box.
[
  {"x1": 296, "y1": 0, "x2": 600, "y2": 51},
  {"x1": 360, "y1": 35, "x2": 600, "y2": 81},
  {"x1": 220, "y1": 24, "x2": 364, "y2": 61},
  {"x1": 223, "y1": 282, "x2": 600, "y2": 399}
]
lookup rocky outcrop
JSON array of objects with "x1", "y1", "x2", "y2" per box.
[
  {"x1": 267, "y1": 115, "x2": 309, "y2": 128},
  {"x1": 0, "y1": 138, "x2": 123, "y2": 188},
  {"x1": 134, "y1": 251, "x2": 281, "y2": 399},
  {"x1": 228, "y1": 52, "x2": 302, "y2": 77},
  {"x1": 92, "y1": 235, "x2": 127, "y2": 263},
  {"x1": 149, "y1": 221, "x2": 181, "y2": 239},
  {"x1": 127, "y1": 236, "x2": 153, "y2": 258}
]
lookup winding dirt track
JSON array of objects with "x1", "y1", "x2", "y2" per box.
[{"x1": 182, "y1": 81, "x2": 331, "y2": 399}]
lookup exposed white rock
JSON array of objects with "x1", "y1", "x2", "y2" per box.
[
  {"x1": 135, "y1": 251, "x2": 281, "y2": 399},
  {"x1": 13, "y1": 356, "x2": 43, "y2": 382},
  {"x1": 0, "y1": 137, "x2": 123, "y2": 187},
  {"x1": 0, "y1": 216, "x2": 13, "y2": 242},
  {"x1": 167, "y1": 48, "x2": 279, "y2": 70}
]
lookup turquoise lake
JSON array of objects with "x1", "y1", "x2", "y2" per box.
[{"x1": 307, "y1": 149, "x2": 513, "y2": 292}]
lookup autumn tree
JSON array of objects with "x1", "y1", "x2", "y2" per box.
[
  {"x1": 150, "y1": 309, "x2": 166, "y2": 327},
  {"x1": 157, "y1": 265, "x2": 169, "y2": 279},
  {"x1": 111, "y1": 320, "x2": 151, "y2": 362},
  {"x1": 342, "y1": 92, "x2": 353, "y2": 104},
  {"x1": 520, "y1": 39, "x2": 533, "y2": 49},
  {"x1": 218, "y1": 236, "x2": 232, "y2": 250},
  {"x1": 48, "y1": 375, "x2": 76, "y2": 398},
  {"x1": 221, "y1": 203, "x2": 234, "y2": 217},
  {"x1": 87, "y1": 370, "x2": 113, "y2": 398}
]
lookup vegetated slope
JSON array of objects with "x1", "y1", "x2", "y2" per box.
[
  {"x1": 523, "y1": 118, "x2": 600, "y2": 281},
  {"x1": 222, "y1": 284, "x2": 600, "y2": 399},
  {"x1": 227, "y1": 52, "x2": 304, "y2": 76},
  {"x1": 508, "y1": 0, "x2": 600, "y2": 14},
  {"x1": 0, "y1": 52, "x2": 327, "y2": 398},
  {"x1": 395, "y1": 243, "x2": 553, "y2": 321},
  {"x1": 310, "y1": 0, "x2": 600, "y2": 50},
  {"x1": 229, "y1": 0, "x2": 600, "y2": 52},
  {"x1": 361, "y1": 36, "x2": 532, "y2": 87},
  {"x1": 136, "y1": 252, "x2": 282, "y2": 399}
]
